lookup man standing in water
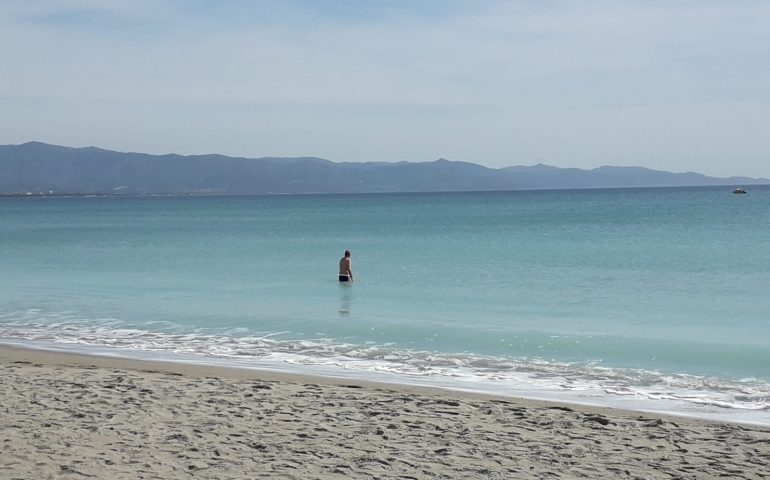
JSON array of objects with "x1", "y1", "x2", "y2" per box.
[{"x1": 339, "y1": 250, "x2": 353, "y2": 282}]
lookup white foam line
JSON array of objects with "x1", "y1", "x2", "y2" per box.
[{"x1": 1, "y1": 318, "x2": 769, "y2": 426}]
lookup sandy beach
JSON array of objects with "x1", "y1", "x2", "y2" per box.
[{"x1": 1, "y1": 345, "x2": 768, "y2": 479}]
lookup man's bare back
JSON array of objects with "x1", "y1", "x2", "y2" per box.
[{"x1": 339, "y1": 250, "x2": 353, "y2": 282}]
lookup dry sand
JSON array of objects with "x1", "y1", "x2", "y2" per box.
[{"x1": 1, "y1": 344, "x2": 769, "y2": 479}]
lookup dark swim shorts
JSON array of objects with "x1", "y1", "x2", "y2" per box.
[{"x1": 339, "y1": 275, "x2": 350, "y2": 282}]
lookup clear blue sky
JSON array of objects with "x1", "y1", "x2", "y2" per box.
[{"x1": 1, "y1": 0, "x2": 769, "y2": 177}]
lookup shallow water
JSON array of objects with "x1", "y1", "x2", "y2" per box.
[{"x1": 1, "y1": 187, "x2": 769, "y2": 424}]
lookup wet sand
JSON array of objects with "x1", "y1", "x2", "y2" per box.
[{"x1": 1, "y1": 344, "x2": 769, "y2": 479}]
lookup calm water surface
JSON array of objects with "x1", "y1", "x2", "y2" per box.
[{"x1": 1, "y1": 187, "x2": 769, "y2": 424}]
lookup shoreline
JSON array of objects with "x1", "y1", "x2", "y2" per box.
[
  {"x1": 4, "y1": 338, "x2": 769, "y2": 428},
  {"x1": 0, "y1": 342, "x2": 633, "y2": 415},
  {"x1": 3, "y1": 343, "x2": 770, "y2": 479}
]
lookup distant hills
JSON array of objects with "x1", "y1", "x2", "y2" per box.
[{"x1": 0, "y1": 141, "x2": 766, "y2": 195}]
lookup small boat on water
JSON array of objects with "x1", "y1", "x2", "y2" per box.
[{"x1": 733, "y1": 187, "x2": 747, "y2": 194}]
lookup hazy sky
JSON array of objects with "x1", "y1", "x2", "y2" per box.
[{"x1": 2, "y1": 1, "x2": 769, "y2": 177}]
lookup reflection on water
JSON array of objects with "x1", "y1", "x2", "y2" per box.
[{"x1": 338, "y1": 282, "x2": 353, "y2": 318}]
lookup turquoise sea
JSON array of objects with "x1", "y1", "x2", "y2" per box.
[{"x1": 1, "y1": 187, "x2": 769, "y2": 424}]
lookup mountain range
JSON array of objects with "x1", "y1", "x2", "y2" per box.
[{"x1": 1, "y1": 142, "x2": 766, "y2": 195}]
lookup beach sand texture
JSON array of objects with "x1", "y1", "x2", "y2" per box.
[{"x1": 1, "y1": 346, "x2": 769, "y2": 479}]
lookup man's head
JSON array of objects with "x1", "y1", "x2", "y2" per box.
[{"x1": 344, "y1": 250, "x2": 351, "y2": 258}]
